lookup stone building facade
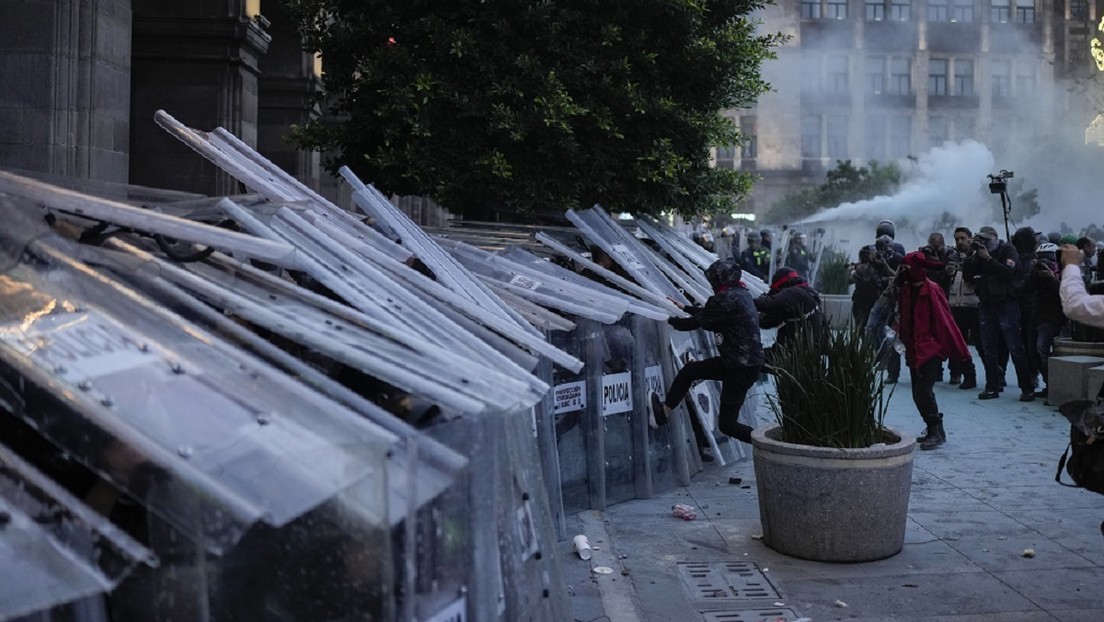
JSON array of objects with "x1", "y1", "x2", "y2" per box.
[{"x1": 724, "y1": 0, "x2": 1102, "y2": 217}]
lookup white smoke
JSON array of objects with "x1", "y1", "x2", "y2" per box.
[{"x1": 796, "y1": 141, "x2": 998, "y2": 256}]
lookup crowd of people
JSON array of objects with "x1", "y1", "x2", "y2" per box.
[{"x1": 660, "y1": 217, "x2": 1104, "y2": 459}]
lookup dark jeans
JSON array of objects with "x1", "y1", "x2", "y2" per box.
[
  {"x1": 950, "y1": 306, "x2": 982, "y2": 379},
  {"x1": 978, "y1": 300, "x2": 1033, "y2": 394},
  {"x1": 665, "y1": 357, "x2": 762, "y2": 444},
  {"x1": 1036, "y1": 321, "x2": 1064, "y2": 385},
  {"x1": 909, "y1": 357, "x2": 942, "y2": 419}
]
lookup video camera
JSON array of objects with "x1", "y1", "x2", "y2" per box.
[
  {"x1": 988, "y1": 170, "x2": 1014, "y2": 194},
  {"x1": 970, "y1": 233, "x2": 993, "y2": 252}
]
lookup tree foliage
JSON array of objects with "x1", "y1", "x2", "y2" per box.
[
  {"x1": 285, "y1": 0, "x2": 783, "y2": 220},
  {"x1": 765, "y1": 160, "x2": 904, "y2": 224}
]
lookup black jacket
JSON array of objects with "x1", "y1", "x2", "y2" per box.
[
  {"x1": 962, "y1": 241, "x2": 1023, "y2": 304},
  {"x1": 738, "y1": 246, "x2": 771, "y2": 280},
  {"x1": 669, "y1": 285, "x2": 765, "y2": 368},
  {"x1": 756, "y1": 282, "x2": 823, "y2": 347}
]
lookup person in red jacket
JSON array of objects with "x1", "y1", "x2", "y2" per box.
[{"x1": 897, "y1": 251, "x2": 971, "y2": 450}]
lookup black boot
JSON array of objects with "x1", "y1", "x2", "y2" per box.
[{"x1": 919, "y1": 414, "x2": 945, "y2": 450}]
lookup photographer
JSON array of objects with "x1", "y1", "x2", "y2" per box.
[
  {"x1": 921, "y1": 232, "x2": 954, "y2": 295},
  {"x1": 1059, "y1": 244, "x2": 1104, "y2": 329},
  {"x1": 1012, "y1": 227, "x2": 1044, "y2": 390},
  {"x1": 945, "y1": 227, "x2": 980, "y2": 389},
  {"x1": 850, "y1": 245, "x2": 894, "y2": 326},
  {"x1": 1030, "y1": 243, "x2": 1066, "y2": 398},
  {"x1": 963, "y1": 229, "x2": 1036, "y2": 401}
]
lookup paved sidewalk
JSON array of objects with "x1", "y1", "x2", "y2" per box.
[{"x1": 563, "y1": 364, "x2": 1104, "y2": 622}]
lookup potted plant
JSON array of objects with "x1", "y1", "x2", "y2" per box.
[
  {"x1": 751, "y1": 322, "x2": 916, "y2": 562},
  {"x1": 814, "y1": 247, "x2": 852, "y2": 330}
]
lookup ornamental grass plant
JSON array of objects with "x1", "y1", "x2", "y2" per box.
[
  {"x1": 767, "y1": 320, "x2": 894, "y2": 448},
  {"x1": 814, "y1": 247, "x2": 851, "y2": 295}
]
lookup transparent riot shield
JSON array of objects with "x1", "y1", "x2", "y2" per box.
[{"x1": 548, "y1": 319, "x2": 590, "y2": 515}]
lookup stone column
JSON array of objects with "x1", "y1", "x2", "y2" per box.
[
  {"x1": 129, "y1": 0, "x2": 270, "y2": 195},
  {"x1": 0, "y1": 0, "x2": 131, "y2": 181},
  {"x1": 256, "y1": 0, "x2": 322, "y2": 195}
]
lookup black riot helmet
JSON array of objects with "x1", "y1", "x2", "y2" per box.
[
  {"x1": 705, "y1": 259, "x2": 743, "y2": 291},
  {"x1": 876, "y1": 220, "x2": 896, "y2": 239}
]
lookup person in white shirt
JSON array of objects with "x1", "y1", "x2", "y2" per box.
[{"x1": 1059, "y1": 244, "x2": 1104, "y2": 330}]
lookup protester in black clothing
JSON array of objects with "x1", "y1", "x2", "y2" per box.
[
  {"x1": 649, "y1": 259, "x2": 764, "y2": 445},
  {"x1": 738, "y1": 230, "x2": 771, "y2": 280},
  {"x1": 963, "y1": 228, "x2": 1035, "y2": 401},
  {"x1": 1029, "y1": 242, "x2": 1066, "y2": 398},
  {"x1": 756, "y1": 267, "x2": 824, "y2": 350},
  {"x1": 1011, "y1": 226, "x2": 1042, "y2": 387}
]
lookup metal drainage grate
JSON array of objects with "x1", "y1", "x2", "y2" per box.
[
  {"x1": 676, "y1": 561, "x2": 780, "y2": 602},
  {"x1": 700, "y1": 608, "x2": 800, "y2": 622}
]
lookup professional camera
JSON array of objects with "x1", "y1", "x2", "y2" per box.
[
  {"x1": 988, "y1": 169, "x2": 1014, "y2": 194},
  {"x1": 969, "y1": 233, "x2": 994, "y2": 252}
]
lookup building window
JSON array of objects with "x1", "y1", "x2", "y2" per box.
[
  {"x1": 827, "y1": 0, "x2": 848, "y2": 18},
  {"x1": 929, "y1": 58, "x2": 948, "y2": 95},
  {"x1": 866, "y1": 0, "x2": 886, "y2": 20},
  {"x1": 802, "y1": 115, "x2": 822, "y2": 158},
  {"x1": 867, "y1": 56, "x2": 885, "y2": 94},
  {"x1": 888, "y1": 57, "x2": 911, "y2": 94},
  {"x1": 1015, "y1": 0, "x2": 1035, "y2": 22},
  {"x1": 1072, "y1": 0, "x2": 1088, "y2": 20},
  {"x1": 928, "y1": 0, "x2": 950, "y2": 21},
  {"x1": 865, "y1": 116, "x2": 887, "y2": 159},
  {"x1": 889, "y1": 115, "x2": 912, "y2": 157},
  {"x1": 827, "y1": 56, "x2": 850, "y2": 94},
  {"x1": 827, "y1": 115, "x2": 849, "y2": 158},
  {"x1": 801, "y1": 61, "x2": 821, "y2": 94},
  {"x1": 890, "y1": 0, "x2": 911, "y2": 20},
  {"x1": 740, "y1": 117, "x2": 758, "y2": 159},
  {"x1": 930, "y1": 115, "x2": 948, "y2": 145},
  {"x1": 952, "y1": 0, "x2": 974, "y2": 21},
  {"x1": 991, "y1": 0, "x2": 1011, "y2": 22},
  {"x1": 954, "y1": 59, "x2": 974, "y2": 95},
  {"x1": 991, "y1": 59, "x2": 1011, "y2": 97},
  {"x1": 1015, "y1": 61, "x2": 1036, "y2": 93},
  {"x1": 802, "y1": 0, "x2": 822, "y2": 18},
  {"x1": 953, "y1": 115, "x2": 976, "y2": 139}
]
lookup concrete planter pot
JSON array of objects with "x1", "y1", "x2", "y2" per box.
[
  {"x1": 819, "y1": 293, "x2": 852, "y2": 330},
  {"x1": 751, "y1": 425, "x2": 916, "y2": 562}
]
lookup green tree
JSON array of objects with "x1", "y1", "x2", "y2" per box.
[
  {"x1": 765, "y1": 160, "x2": 904, "y2": 223},
  {"x1": 286, "y1": 0, "x2": 783, "y2": 220}
]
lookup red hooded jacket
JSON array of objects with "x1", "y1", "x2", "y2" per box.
[{"x1": 897, "y1": 252, "x2": 970, "y2": 369}]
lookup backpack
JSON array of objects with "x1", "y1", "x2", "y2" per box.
[{"x1": 1056, "y1": 383, "x2": 1104, "y2": 494}]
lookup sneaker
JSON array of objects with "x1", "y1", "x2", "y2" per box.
[
  {"x1": 1018, "y1": 392, "x2": 1035, "y2": 402},
  {"x1": 978, "y1": 390, "x2": 1000, "y2": 400},
  {"x1": 958, "y1": 377, "x2": 977, "y2": 390},
  {"x1": 649, "y1": 392, "x2": 668, "y2": 430},
  {"x1": 948, "y1": 375, "x2": 962, "y2": 386},
  {"x1": 1034, "y1": 387, "x2": 1048, "y2": 398}
]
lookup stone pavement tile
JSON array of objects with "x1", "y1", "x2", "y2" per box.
[
  {"x1": 776, "y1": 572, "x2": 1043, "y2": 620},
  {"x1": 1014, "y1": 507, "x2": 1104, "y2": 560},
  {"x1": 811, "y1": 613, "x2": 1056, "y2": 622},
  {"x1": 604, "y1": 515, "x2": 733, "y2": 560},
  {"x1": 1052, "y1": 609, "x2": 1104, "y2": 621},
  {"x1": 909, "y1": 508, "x2": 1045, "y2": 540},
  {"x1": 912, "y1": 455, "x2": 1061, "y2": 490},
  {"x1": 561, "y1": 515, "x2": 608, "y2": 622},
  {"x1": 990, "y1": 566, "x2": 1104, "y2": 611},
  {"x1": 958, "y1": 484, "x2": 1095, "y2": 513},
  {"x1": 904, "y1": 483, "x2": 994, "y2": 513},
  {"x1": 601, "y1": 493, "x2": 698, "y2": 523},
  {"x1": 940, "y1": 529, "x2": 1097, "y2": 572}
]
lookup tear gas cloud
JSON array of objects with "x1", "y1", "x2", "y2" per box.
[{"x1": 794, "y1": 139, "x2": 1104, "y2": 257}]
